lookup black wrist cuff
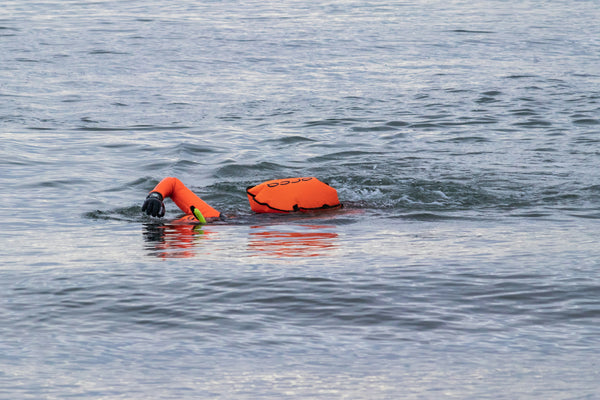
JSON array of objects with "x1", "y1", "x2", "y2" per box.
[{"x1": 147, "y1": 192, "x2": 163, "y2": 201}]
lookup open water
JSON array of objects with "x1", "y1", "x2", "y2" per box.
[{"x1": 1, "y1": 0, "x2": 599, "y2": 398}]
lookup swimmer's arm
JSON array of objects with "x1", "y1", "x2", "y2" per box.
[{"x1": 143, "y1": 177, "x2": 221, "y2": 220}]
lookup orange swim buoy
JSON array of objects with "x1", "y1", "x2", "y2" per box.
[{"x1": 246, "y1": 177, "x2": 342, "y2": 213}]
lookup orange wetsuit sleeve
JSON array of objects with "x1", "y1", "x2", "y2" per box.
[{"x1": 150, "y1": 177, "x2": 221, "y2": 219}]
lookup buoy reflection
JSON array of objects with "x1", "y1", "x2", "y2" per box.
[{"x1": 247, "y1": 225, "x2": 338, "y2": 257}]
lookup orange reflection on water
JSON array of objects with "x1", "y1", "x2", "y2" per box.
[
  {"x1": 247, "y1": 225, "x2": 338, "y2": 257},
  {"x1": 143, "y1": 215, "x2": 210, "y2": 259},
  {"x1": 144, "y1": 217, "x2": 340, "y2": 259}
]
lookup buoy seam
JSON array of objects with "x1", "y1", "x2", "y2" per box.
[{"x1": 246, "y1": 186, "x2": 342, "y2": 213}]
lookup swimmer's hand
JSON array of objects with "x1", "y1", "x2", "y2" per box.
[{"x1": 142, "y1": 192, "x2": 165, "y2": 218}]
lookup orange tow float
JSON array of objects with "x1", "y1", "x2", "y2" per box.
[{"x1": 246, "y1": 177, "x2": 341, "y2": 213}]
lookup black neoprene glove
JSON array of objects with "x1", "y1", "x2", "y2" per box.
[{"x1": 142, "y1": 192, "x2": 165, "y2": 217}]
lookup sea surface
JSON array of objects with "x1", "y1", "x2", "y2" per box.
[{"x1": 1, "y1": 0, "x2": 599, "y2": 398}]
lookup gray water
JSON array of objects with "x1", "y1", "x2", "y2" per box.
[{"x1": 1, "y1": 0, "x2": 599, "y2": 398}]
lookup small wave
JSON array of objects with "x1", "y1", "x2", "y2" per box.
[
  {"x1": 173, "y1": 142, "x2": 220, "y2": 155},
  {"x1": 392, "y1": 212, "x2": 471, "y2": 221},
  {"x1": 15, "y1": 58, "x2": 40, "y2": 63},
  {"x1": 510, "y1": 108, "x2": 538, "y2": 116},
  {"x1": 449, "y1": 29, "x2": 495, "y2": 34},
  {"x1": 385, "y1": 121, "x2": 409, "y2": 127},
  {"x1": 260, "y1": 135, "x2": 316, "y2": 145},
  {"x1": 308, "y1": 151, "x2": 382, "y2": 163},
  {"x1": 23, "y1": 178, "x2": 90, "y2": 189},
  {"x1": 214, "y1": 161, "x2": 295, "y2": 178},
  {"x1": 573, "y1": 118, "x2": 599, "y2": 125},
  {"x1": 513, "y1": 119, "x2": 553, "y2": 127},
  {"x1": 568, "y1": 211, "x2": 600, "y2": 219},
  {"x1": 352, "y1": 125, "x2": 398, "y2": 132},
  {"x1": 88, "y1": 50, "x2": 129, "y2": 55},
  {"x1": 508, "y1": 211, "x2": 553, "y2": 218},
  {"x1": 0, "y1": 26, "x2": 19, "y2": 32},
  {"x1": 75, "y1": 124, "x2": 190, "y2": 132},
  {"x1": 408, "y1": 122, "x2": 439, "y2": 129},
  {"x1": 439, "y1": 136, "x2": 491, "y2": 143},
  {"x1": 303, "y1": 118, "x2": 361, "y2": 127},
  {"x1": 504, "y1": 74, "x2": 539, "y2": 79},
  {"x1": 84, "y1": 206, "x2": 144, "y2": 222}
]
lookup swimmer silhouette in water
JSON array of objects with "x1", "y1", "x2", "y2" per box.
[{"x1": 142, "y1": 177, "x2": 342, "y2": 223}]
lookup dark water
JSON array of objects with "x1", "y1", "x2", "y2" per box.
[{"x1": 2, "y1": 0, "x2": 599, "y2": 398}]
